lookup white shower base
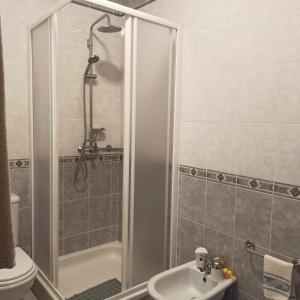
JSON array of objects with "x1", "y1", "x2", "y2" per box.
[{"x1": 58, "y1": 241, "x2": 122, "y2": 298}]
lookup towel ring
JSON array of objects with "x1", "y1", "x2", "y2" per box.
[{"x1": 245, "y1": 240, "x2": 300, "y2": 269}]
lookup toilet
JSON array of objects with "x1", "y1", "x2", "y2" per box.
[{"x1": 0, "y1": 194, "x2": 38, "y2": 300}]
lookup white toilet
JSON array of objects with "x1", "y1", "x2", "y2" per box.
[{"x1": 0, "y1": 194, "x2": 38, "y2": 300}]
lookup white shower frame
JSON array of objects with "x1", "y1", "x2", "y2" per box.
[{"x1": 29, "y1": 0, "x2": 181, "y2": 298}]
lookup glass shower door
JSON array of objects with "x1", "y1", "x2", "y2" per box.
[{"x1": 123, "y1": 16, "x2": 178, "y2": 288}]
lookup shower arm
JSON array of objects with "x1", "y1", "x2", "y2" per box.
[{"x1": 88, "y1": 14, "x2": 111, "y2": 57}]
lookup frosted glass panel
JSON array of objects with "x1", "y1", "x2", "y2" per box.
[
  {"x1": 131, "y1": 19, "x2": 173, "y2": 286},
  {"x1": 31, "y1": 19, "x2": 52, "y2": 279}
]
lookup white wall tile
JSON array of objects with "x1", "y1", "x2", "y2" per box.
[
  {"x1": 275, "y1": 124, "x2": 300, "y2": 186},
  {"x1": 236, "y1": 124, "x2": 276, "y2": 180}
]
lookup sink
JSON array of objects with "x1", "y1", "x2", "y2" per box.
[{"x1": 148, "y1": 261, "x2": 234, "y2": 300}]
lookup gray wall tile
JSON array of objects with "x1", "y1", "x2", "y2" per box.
[
  {"x1": 19, "y1": 207, "x2": 30, "y2": 247},
  {"x1": 178, "y1": 217, "x2": 204, "y2": 261},
  {"x1": 235, "y1": 188, "x2": 272, "y2": 248},
  {"x1": 64, "y1": 199, "x2": 88, "y2": 236},
  {"x1": 90, "y1": 162, "x2": 112, "y2": 197},
  {"x1": 112, "y1": 162, "x2": 120, "y2": 193},
  {"x1": 64, "y1": 233, "x2": 89, "y2": 255},
  {"x1": 59, "y1": 239, "x2": 64, "y2": 256},
  {"x1": 89, "y1": 195, "x2": 111, "y2": 231},
  {"x1": 111, "y1": 225, "x2": 118, "y2": 241},
  {"x1": 233, "y1": 239, "x2": 267, "y2": 300},
  {"x1": 271, "y1": 196, "x2": 300, "y2": 258},
  {"x1": 111, "y1": 194, "x2": 118, "y2": 225},
  {"x1": 10, "y1": 168, "x2": 29, "y2": 208},
  {"x1": 63, "y1": 164, "x2": 89, "y2": 201},
  {"x1": 204, "y1": 227, "x2": 234, "y2": 268},
  {"x1": 89, "y1": 227, "x2": 111, "y2": 247},
  {"x1": 118, "y1": 225, "x2": 122, "y2": 242},
  {"x1": 59, "y1": 202, "x2": 63, "y2": 239},
  {"x1": 179, "y1": 175, "x2": 206, "y2": 224},
  {"x1": 206, "y1": 181, "x2": 236, "y2": 235}
]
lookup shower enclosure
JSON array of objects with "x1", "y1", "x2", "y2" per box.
[{"x1": 30, "y1": 0, "x2": 180, "y2": 298}]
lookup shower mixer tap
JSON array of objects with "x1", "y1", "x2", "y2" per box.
[{"x1": 89, "y1": 128, "x2": 105, "y2": 141}]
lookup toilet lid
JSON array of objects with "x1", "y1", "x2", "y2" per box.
[{"x1": 0, "y1": 248, "x2": 34, "y2": 283}]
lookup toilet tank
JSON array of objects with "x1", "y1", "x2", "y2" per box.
[{"x1": 10, "y1": 193, "x2": 20, "y2": 245}]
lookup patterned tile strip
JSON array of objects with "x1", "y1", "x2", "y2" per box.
[
  {"x1": 9, "y1": 159, "x2": 30, "y2": 169},
  {"x1": 180, "y1": 164, "x2": 300, "y2": 200},
  {"x1": 9, "y1": 149, "x2": 123, "y2": 168}
]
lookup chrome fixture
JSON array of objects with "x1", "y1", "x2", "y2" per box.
[
  {"x1": 245, "y1": 240, "x2": 300, "y2": 269},
  {"x1": 74, "y1": 14, "x2": 121, "y2": 192}
]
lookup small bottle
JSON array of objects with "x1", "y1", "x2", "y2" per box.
[{"x1": 210, "y1": 257, "x2": 224, "y2": 283}]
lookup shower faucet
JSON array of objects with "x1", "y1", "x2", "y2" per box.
[{"x1": 78, "y1": 128, "x2": 105, "y2": 154}]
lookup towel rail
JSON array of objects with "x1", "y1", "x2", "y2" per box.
[{"x1": 245, "y1": 240, "x2": 300, "y2": 269}]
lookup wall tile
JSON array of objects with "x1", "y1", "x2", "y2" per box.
[
  {"x1": 236, "y1": 124, "x2": 276, "y2": 180},
  {"x1": 59, "y1": 202, "x2": 63, "y2": 239},
  {"x1": 206, "y1": 124, "x2": 238, "y2": 174},
  {"x1": 111, "y1": 225, "x2": 118, "y2": 241},
  {"x1": 178, "y1": 217, "x2": 204, "y2": 261},
  {"x1": 180, "y1": 122, "x2": 211, "y2": 169},
  {"x1": 64, "y1": 199, "x2": 88, "y2": 236},
  {"x1": 278, "y1": 62, "x2": 300, "y2": 123},
  {"x1": 89, "y1": 195, "x2": 111, "y2": 231},
  {"x1": 89, "y1": 227, "x2": 111, "y2": 247},
  {"x1": 63, "y1": 163, "x2": 89, "y2": 201},
  {"x1": 112, "y1": 162, "x2": 120, "y2": 193},
  {"x1": 205, "y1": 181, "x2": 236, "y2": 235},
  {"x1": 111, "y1": 194, "x2": 119, "y2": 226},
  {"x1": 19, "y1": 207, "x2": 30, "y2": 248},
  {"x1": 179, "y1": 175, "x2": 206, "y2": 224},
  {"x1": 59, "y1": 239, "x2": 64, "y2": 256},
  {"x1": 233, "y1": 239, "x2": 267, "y2": 300},
  {"x1": 59, "y1": 164, "x2": 63, "y2": 202},
  {"x1": 275, "y1": 124, "x2": 300, "y2": 186},
  {"x1": 10, "y1": 167, "x2": 29, "y2": 208},
  {"x1": 64, "y1": 233, "x2": 89, "y2": 255},
  {"x1": 235, "y1": 188, "x2": 272, "y2": 248},
  {"x1": 204, "y1": 227, "x2": 234, "y2": 268},
  {"x1": 89, "y1": 162, "x2": 112, "y2": 197},
  {"x1": 271, "y1": 196, "x2": 300, "y2": 258}
]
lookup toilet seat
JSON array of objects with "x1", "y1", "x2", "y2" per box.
[{"x1": 0, "y1": 247, "x2": 37, "y2": 288}]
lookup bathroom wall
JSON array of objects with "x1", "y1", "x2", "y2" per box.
[
  {"x1": 58, "y1": 153, "x2": 123, "y2": 255},
  {"x1": 142, "y1": 1, "x2": 300, "y2": 300}
]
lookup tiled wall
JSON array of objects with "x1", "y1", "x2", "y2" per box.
[
  {"x1": 59, "y1": 152, "x2": 123, "y2": 255},
  {"x1": 178, "y1": 166, "x2": 300, "y2": 300},
  {"x1": 141, "y1": 1, "x2": 300, "y2": 300},
  {"x1": 9, "y1": 152, "x2": 123, "y2": 257}
]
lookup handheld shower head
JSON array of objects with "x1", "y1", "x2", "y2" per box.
[
  {"x1": 88, "y1": 55, "x2": 99, "y2": 63},
  {"x1": 84, "y1": 55, "x2": 99, "y2": 78}
]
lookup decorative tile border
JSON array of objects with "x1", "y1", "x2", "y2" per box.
[
  {"x1": 180, "y1": 164, "x2": 300, "y2": 200},
  {"x1": 9, "y1": 149, "x2": 123, "y2": 169},
  {"x1": 9, "y1": 159, "x2": 30, "y2": 169},
  {"x1": 60, "y1": 151, "x2": 123, "y2": 165}
]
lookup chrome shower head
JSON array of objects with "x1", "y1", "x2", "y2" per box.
[{"x1": 97, "y1": 24, "x2": 122, "y2": 33}]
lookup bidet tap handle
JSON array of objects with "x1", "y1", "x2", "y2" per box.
[{"x1": 195, "y1": 247, "x2": 208, "y2": 270}]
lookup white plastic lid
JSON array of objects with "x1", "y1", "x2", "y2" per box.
[
  {"x1": 0, "y1": 248, "x2": 34, "y2": 283},
  {"x1": 10, "y1": 193, "x2": 20, "y2": 204}
]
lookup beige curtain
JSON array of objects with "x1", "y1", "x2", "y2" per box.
[{"x1": 0, "y1": 18, "x2": 15, "y2": 269}]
